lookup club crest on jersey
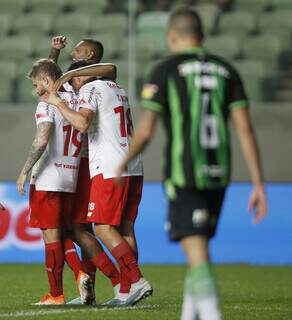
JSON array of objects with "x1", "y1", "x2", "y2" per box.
[{"x1": 141, "y1": 84, "x2": 158, "y2": 100}]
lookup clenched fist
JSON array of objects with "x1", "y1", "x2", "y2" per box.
[{"x1": 51, "y1": 36, "x2": 67, "y2": 50}]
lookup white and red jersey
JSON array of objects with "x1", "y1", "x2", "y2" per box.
[
  {"x1": 78, "y1": 79, "x2": 143, "y2": 179},
  {"x1": 63, "y1": 82, "x2": 89, "y2": 159},
  {"x1": 31, "y1": 91, "x2": 83, "y2": 192}
]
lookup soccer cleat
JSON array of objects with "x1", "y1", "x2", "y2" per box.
[
  {"x1": 103, "y1": 279, "x2": 153, "y2": 307},
  {"x1": 125, "y1": 278, "x2": 153, "y2": 306},
  {"x1": 77, "y1": 271, "x2": 95, "y2": 305},
  {"x1": 32, "y1": 293, "x2": 65, "y2": 305},
  {"x1": 113, "y1": 283, "x2": 120, "y2": 297},
  {"x1": 102, "y1": 283, "x2": 125, "y2": 306},
  {"x1": 67, "y1": 297, "x2": 82, "y2": 305},
  {"x1": 67, "y1": 296, "x2": 97, "y2": 305},
  {"x1": 102, "y1": 292, "x2": 129, "y2": 307}
]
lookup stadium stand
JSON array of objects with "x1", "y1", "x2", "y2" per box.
[
  {"x1": 28, "y1": 0, "x2": 65, "y2": 14},
  {"x1": 0, "y1": 14, "x2": 12, "y2": 36},
  {"x1": 67, "y1": 0, "x2": 108, "y2": 14},
  {"x1": 235, "y1": 0, "x2": 273, "y2": 11},
  {"x1": 0, "y1": 0, "x2": 27, "y2": 15},
  {"x1": 54, "y1": 13, "x2": 91, "y2": 36},
  {"x1": 0, "y1": 0, "x2": 291, "y2": 103},
  {"x1": 218, "y1": 11, "x2": 257, "y2": 37},
  {"x1": 0, "y1": 36, "x2": 33, "y2": 61},
  {"x1": 243, "y1": 34, "x2": 284, "y2": 64},
  {"x1": 12, "y1": 13, "x2": 52, "y2": 36},
  {"x1": 204, "y1": 35, "x2": 241, "y2": 60},
  {"x1": 90, "y1": 13, "x2": 128, "y2": 34},
  {"x1": 193, "y1": 3, "x2": 219, "y2": 34}
]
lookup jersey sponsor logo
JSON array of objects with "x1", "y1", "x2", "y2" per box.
[
  {"x1": 70, "y1": 98, "x2": 86, "y2": 105},
  {"x1": 192, "y1": 209, "x2": 208, "y2": 227},
  {"x1": 199, "y1": 165, "x2": 226, "y2": 178},
  {"x1": 36, "y1": 113, "x2": 46, "y2": 119},
  {"x1": 141, "y1": 84, "x2": 158, "y2": 100},
  {"x1": 54, "y1": 162, "x2": 79, "y2": 170},
  {"x1": 107, "y1": 82, "x2": 121, "y2": 89}
]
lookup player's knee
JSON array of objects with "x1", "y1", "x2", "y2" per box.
[
  {"x1": 94, "y1": 223, "x2": 112, "y2": 235},
  {"x1": 42, "y1": 228, "x2": 61, "y2": 243}
]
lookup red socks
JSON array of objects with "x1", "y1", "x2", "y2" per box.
[
  {"x1": 91, "y1": 252, "x2": 120, "y2": 287},
  {"x1": 45, "y1": 241, "x2": 64, "y2": 297},
  {"x1": 111, "y1": 241, "x2": 142, "y2": 290},
  {"x1": 82, "y1": 259, "x2": 96, "y2": 285},
  {"x1": 63, "y1": 238, "x2": 83, "y2": 279}
]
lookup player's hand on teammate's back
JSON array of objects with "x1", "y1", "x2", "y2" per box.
[
  {"x1": 51, "y1": 36, "x2": 67, "y2": 50},
  {"x1": 248, "y1": 185, "x2": 267, "y2": 224},
  {"x1": 17, "y1": 171, "x2": 28, "y2": 196},
  {"x1": 52, "y1": 75, "x2": 70, "y2": 92},
  {"x1": 40, "y1": 91, "x2": 62, "y2": 107}
]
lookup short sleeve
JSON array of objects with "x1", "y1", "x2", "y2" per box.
[
  {"x1": 35, "y1": 102, "x2": 54, "y2": 125},
  {"x1": 78, "y1": 83, "x2": 102, "y2": 112},
  {"x1": 141, "y1": 63, "x2": 167, "y2": 113},
  {"x1": 228, "y1": 67, "x2": 249, "y2": 110}
]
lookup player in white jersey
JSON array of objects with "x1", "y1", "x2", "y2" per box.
[
  {"x1": 16, "y1": 59, "x2": 94, "y2": 305},
  {"x1": 48, "y1": 38, "x2": 123, "y2": 306},
  {"x1": 28, "y1": 59, "x2": 124, "y2": 304},
  {"x1": 42, "y1": 60, "x2": 153, "y2": 306}
]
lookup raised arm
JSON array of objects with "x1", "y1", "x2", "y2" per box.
[
  {"x1": 48, "y1": 36, "x2": 67, "y2": 63},
  {"x1": 17, "y1": 122, "x2": 53, "y2": 195},
  {"x1": 53, "y1": 63, "x2": 117, "y2": 91},
  {"x1": 231, "y1": 107, "x2": 267, "y2": 223},
  {"x1": 116, "y1": 109, "x2": 159, "y2": 177}
]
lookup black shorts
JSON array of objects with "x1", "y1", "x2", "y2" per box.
[{"x1": 166, "y1": 187, "x2": 226, "y2": 242}]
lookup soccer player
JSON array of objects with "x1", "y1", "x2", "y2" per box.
[
  {"x1": 42, "y1": 60, "x2": 153, "y2": 306},
  {"x1": 48, "y1": 36, "x2": 120, "y2": 305},
  {"x1": 16, "y1": 59, "x2": 94, "y2": 305},
  {"x1": 116, "y1": 8, "x2": 267, "y2": 320}
]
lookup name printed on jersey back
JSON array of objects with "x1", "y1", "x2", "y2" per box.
[
  {"x1": 178, "y1": 61, "x2": 230, "y2": 78},
  {"x1": 78, "y1": 79, "x2": 143, "y2": 179}
]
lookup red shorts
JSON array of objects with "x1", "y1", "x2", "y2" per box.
[
  {"x1": 72, "y1": 157, "x2": 91, "y2": 224},
  {"x1": 29, "y1": 185, "x2": 75, "y2": 229},
  {"x1": 87, "y1": 174, "x2": 143, "y2": 226}
]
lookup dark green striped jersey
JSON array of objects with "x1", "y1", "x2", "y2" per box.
[{"x1": 141, "y1": 47, "x2": 248, "y2": 189}]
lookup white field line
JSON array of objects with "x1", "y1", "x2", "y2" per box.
[
  {"x1": 0, "y1": 303, "x2": 291, "y2": 318},
  {"x1": 224, "y1": 305, "x2": 292, "y2": 313},
  {"x1": 0, "y1": 304, "x2": 161, "y2": 318}
]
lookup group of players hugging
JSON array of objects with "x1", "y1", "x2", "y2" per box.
[{"x1": 15, "y1": 36, "x2": 153, "y2": 306}]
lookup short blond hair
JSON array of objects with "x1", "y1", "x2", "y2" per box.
[{"x1": 28, "y1": 58, "x2": 62, "y2": 81}]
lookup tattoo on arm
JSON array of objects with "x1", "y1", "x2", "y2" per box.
[{"x1": 22, "y1": 122, "x2": 53, "y2": 175}]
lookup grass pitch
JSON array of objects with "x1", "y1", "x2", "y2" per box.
[{"x1": 0, "y1": 264, "x2": 291, "y2": 319}]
